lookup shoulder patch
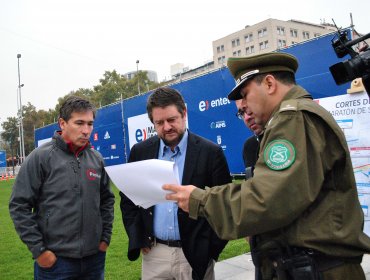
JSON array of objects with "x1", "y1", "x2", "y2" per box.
[
  {"x1": 263, "y1": 139, "x2": 296, "y2": 170},
  {"x1": 279, "y1": 100, "x2": 298, "y2": 112}
]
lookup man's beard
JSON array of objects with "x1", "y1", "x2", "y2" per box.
[{"x1": 162, "y1": 129, "x2": 185, "y2": 148}]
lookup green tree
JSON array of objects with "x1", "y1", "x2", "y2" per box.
[
  {"x1": 129, "y1": 70, "x2": 158, "y2": 95},
  {"x1": 93, "y1": 70, "x2": 129, "y2": 106},
  {"x1": 53, "y1": 88, "x2": 95, "y2": 119},
  {"x1": 92, "y1": 70, "x2": 159, "y2": 107},
  {"x1": 21, "y1": 102, "x2": 50, "y2": 154},
  {"x1": 1, "y1": 69, "x2": 164, "y2": 155},
  {"x1": 1, "y1": 117, "x2": 19, "y2": 161}
]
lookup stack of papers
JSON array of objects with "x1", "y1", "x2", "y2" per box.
[{"x1": 105, "y1": 159, "x2": 180, "y2": 209}]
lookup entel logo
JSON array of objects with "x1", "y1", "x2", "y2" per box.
[
  {"x1": 199, "y1": 97, "x2": 231, "y2": 112},
  {"x1": 135, "y1": 126, "x2": 157, "y2": 142}
]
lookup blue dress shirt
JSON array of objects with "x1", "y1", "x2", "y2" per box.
[{"x1": 153, "y1": 130, "x2": 188, "y2": 241}]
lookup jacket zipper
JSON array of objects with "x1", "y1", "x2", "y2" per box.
[{"x1": 76, "y1": 155, "x2": 83, "y2": 256}]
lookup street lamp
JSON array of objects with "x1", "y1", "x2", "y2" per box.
[
  {"x1": 17, "y1": 85, "x2": 23, "y2": 164},
  {"x1": 136, "y1": 60, "x2": 140, "y2": 95},
  {"x1": 17, "y1": 54, "x2": 26, "y2": 164},
  {"x1": 9, "y1": 137, "x2": 15, "y2": 176}
]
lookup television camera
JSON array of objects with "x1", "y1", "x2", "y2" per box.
[{"x1": 329, "y1": 24, "x2": 370, "y2": 97}]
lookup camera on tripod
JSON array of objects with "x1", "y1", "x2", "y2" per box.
[{"x1": 329, "y1": 27, "x2": 370, "y2": 96}]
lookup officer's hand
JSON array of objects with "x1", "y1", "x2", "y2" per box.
[
  {"x1": 141, "y1": 247, "x2": 151, "y2": 255},
  {"x1": 37, "y1": 250, "x2": 57, "y2": 268},
  {"x1": 99, "y1": 241, "x2": 109, "y2": 252},
  {"x1": 163, "y1": 184, "x2": 196, "y2": 213}
]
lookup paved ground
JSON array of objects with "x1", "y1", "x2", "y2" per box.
[{"x1": 215, "y1": 253, "x2": 370, "y2": 279}]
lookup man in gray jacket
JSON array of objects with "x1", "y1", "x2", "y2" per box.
[{"x1": 9, "y1": 96, "x2": 115, "y2": 279}]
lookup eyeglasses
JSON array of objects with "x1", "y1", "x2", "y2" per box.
[{"x1": 236, "y1": 110, "x2": 245, "y2": 120}]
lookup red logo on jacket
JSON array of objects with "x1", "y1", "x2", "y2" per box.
[{"x1": 86, "y1": 169, "x2": 101, "y2": 181}]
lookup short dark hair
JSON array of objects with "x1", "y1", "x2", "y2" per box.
[
  {"x1": 253, "y1": 71, "x2": 296, "y2": 85},
  {"x1": 59, "y1": 96, "x2": 96, "y2": 122},
  {"x1": 146, "y1": 87, "x2": 186, "y2": 123}
]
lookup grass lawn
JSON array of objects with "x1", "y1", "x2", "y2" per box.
[{"x1": 0, "y1": 179, "x2": 249, "y2": 279}]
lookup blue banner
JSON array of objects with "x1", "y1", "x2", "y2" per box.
[
  {"x1": 0, "y1": 150, "x2": 6, "y2": 168},
  {"x1": 35, "y1": 31, "x2": 351, "y2": 173}
]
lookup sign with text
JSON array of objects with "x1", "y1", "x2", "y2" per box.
[{"x1": 318, "y1": 91, "x2": 370, "y2": 235}]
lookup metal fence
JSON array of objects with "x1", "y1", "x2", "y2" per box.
[{"x1": 0, "y1": 166, "x2": 20, "y2": 177}]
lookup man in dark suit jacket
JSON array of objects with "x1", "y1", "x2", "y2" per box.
[
  {"x1": 235, "y1": 99, "x2": 263, "y2": 177},
  {"x1": 242, "y1": 135, "x2": 260, "y2": 168},
  {"x1": 120, "y1": 87, "x2": 231, "y2": 280}
]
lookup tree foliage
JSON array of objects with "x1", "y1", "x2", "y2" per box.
[
  {"x1": 1, "y1": 70, "x2": 165, "y2": 157},
  {"x1": 1, "y1": 117, "x2": 19, "y2": 158}
]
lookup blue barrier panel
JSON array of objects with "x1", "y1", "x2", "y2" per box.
[
  {"x1": 91, "y1": 103, "x2": 125, "y2": 166},
  {"x1": 0, "y1": 150, "x2": 6, "y2": 168},
  {"x1": 35, "y1": 32, "x2": 352, "y2": 173},
  {"x1": 34, "y1": 123, "x2": 59, "y2": 147}
]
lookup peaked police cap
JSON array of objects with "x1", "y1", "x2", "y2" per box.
[{"x1": 227, "y1": 52, "x2": 299, "y2": 100}]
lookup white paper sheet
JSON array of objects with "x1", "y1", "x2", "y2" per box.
[{"x1": 105, "y1": 159, "x2": 180, "y2": 208}]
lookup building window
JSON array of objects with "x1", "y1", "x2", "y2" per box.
[
  {"x1": 233, "y1": 50, "x2": 241, "y2": 57},
  {"x1": 217, "y1": 56, "x2": 225, "y2": 64},
  {"x1": 216, "y1": 45, "x2": 225, "y2": 53},
  {"x1": 232, "y1": 38, "x2": 240, "y2": 47},
  {"x1": 258, "y1": 28, "x2": 267, "y2": 38},
  {"x1": 277, "y1": 39, "x2": 286, "y2": 48},
  {"x1": 244, "y1": 33, "x2": 253, "y2": 43},
  {"x1": 277, "y1": 26, "x2": 285, "y2": 35},
  {"x1": 246, "y1": 45, "x2": 255, "y2": 54},
  {"x1": 314, "y1": 33, "x2": 320, "y2": 37},
  {"x1": 303, "y1": 31, "x2": 310, "y2": 39},
  {"x1": 259, "y1": 40, "x2": 269, "y2": 50},
  {"x1": 290, "y1": 29, "x2": 298, "y2": 38}
]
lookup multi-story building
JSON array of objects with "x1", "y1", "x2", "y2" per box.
[
  {"x1": 124, "y1": 70, "x2": 158, "y2": 83},
  {"x1": 213, "y1": 18, "x2": 336, "y2": 67}
]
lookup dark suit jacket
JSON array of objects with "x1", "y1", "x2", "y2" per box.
[
  {"x1": 242, "y1": 135, "x2": 260, "y2": 168},
  {"x1": 120, "y1": 131, "x2": 231, "y2": 279}
]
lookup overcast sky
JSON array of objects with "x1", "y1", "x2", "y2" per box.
[{"x1": 1, "y1": 0, "x2": 369, "y2": 127}]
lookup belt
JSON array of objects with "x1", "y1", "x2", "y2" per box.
[
  {"x1": 155, "y1": 238, "x2": 182, "y2": 248},
  {"x1": 313, "y1": 253, "x2": 362, "y2": 272},
  {"x1": 292, "y1": 247, "x2": 363, "y2": 272}
]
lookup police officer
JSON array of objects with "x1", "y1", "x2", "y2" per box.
[{"x1": 164, "y1": 52, "x2": 370, "y2": 280}]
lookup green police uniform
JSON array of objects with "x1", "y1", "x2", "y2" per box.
[{"x1": 188, "y1": 85, "x2": 370, "y2": 279}]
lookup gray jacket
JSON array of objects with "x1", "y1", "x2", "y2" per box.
[{"x1": 9, "y1": 132, "x2": 115, "y2": 259}]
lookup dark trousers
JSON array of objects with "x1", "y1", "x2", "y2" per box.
[{"x1": 34, "y1": 251, "x2": 106, "y2": 280}]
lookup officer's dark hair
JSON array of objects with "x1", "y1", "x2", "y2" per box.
[
  {"x1": 253, "y1": 71, "x2": 296, "y2": 86},
  {"x1": 146, "y1": 87, "x2": 186, "y2": 123},
  {"x1": 59, "y1": 96, "x2": 96, "y2": 122}
]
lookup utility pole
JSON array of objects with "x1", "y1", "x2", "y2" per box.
[
  {"x1": 136, "y1": 60, "x2": 141, "y2": 95},
  {"x1": 17, "y1": 54, "x2": 26, "y2": 164}
]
